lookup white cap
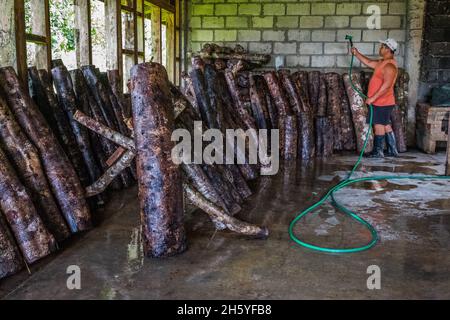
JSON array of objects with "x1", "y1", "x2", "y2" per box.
[{"x1": 379, "y1": 38, "x2": 398, "y2": 52}]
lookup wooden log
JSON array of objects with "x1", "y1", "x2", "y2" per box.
[
  {"x1": 343, "y1": 73, "x2": 374, "y2": 153},
  {"x1": 316, "y1": 74, "x2": 328, "y2": 117},
  {"x1": 75, "y1": 67, "x2": 124, "y2": 190},
  {"x1": 391, "y1": 105, "x2": 408, "y2": 152},
  {"x1": 325, "y1": 72, "x2": 344, "y2": 151},
  {"x1": 197, "y1": 51, "x2": 270, "y2": 65},
  {"x1": 280, "y1": 115, "x2": 298, "y2": 160},
  {"x1": 0, "y1": 95, "x2": 70, "y2": 242},
  {"x1": 204, "y1": 64, "x2": 226, "y2": 130},
  {"x1": 184, "y1": 184, "x2": 268, "y2": 238},
  {"x1": 338, "y1": 75, "x2": 357, "y2": 151},
  {"x1": 190, "y1": 68, "x2": 218, "y2": 129},
  {"x1": 278, "y1": 69, "x2": 303, "y2": 114},
  {"x1": 29, "y1": 69, "x2": 91, "y2": 188},
  {"x1": 297, "y1": 110, "x2": 316, "y2": 160},
  {"x1": 249, "y1": 75, "x2": 269, "y2": 130},
  {"x1": 130, "y1": 62, "x2": 186, "y2": 258},
  {"x1": 0, "y1": 213, "x2": 24, "y2": 279},
  {"x1": 315, "y1": 117, "x2": 334, "y2": 158},
  {"x1": 292, "y1": 71, "x2": 311, "y2": 113},
  {"x1": 51, "y1": 66, "x2": 103, "y2": 186},
  {"x1": 0, "y1": 146, "x2": 56, "y2": 264},
  {"x1": 0, "y1": 66, "x2": 92, "y2": 233},
  {"x1": 263, "y1": 71, "x2": 291, "y2": 117},
  {"x1": 308, "y1": 71, "x2": 321, "y2": 116},
  {"x1": 107, "y1": 69, "x2": 131, "y2": 119}
]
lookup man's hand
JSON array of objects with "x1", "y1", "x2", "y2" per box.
[
  {"x1": 351, "y1": 47, "x2": 359, "y2": 56},
  {"x1": 366, "y1": 96, "x2": 376, "y2": 105}
]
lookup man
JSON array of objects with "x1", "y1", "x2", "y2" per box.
[{"x1": 351, "y1": 38, "x2": 399, "y2": 158}]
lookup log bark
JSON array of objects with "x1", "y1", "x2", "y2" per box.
[
  {"x1": 73, "y1": 68, "x2": 124, "y2": 190},
  {"x1": 292, "y1": 71, "x2": 311, "y2": 113},
  {"x1": 0, "y1": 67, "x2": 92, "y2": 233},
  {"x1": 52, "y1": 66, "x2": 103, "y2": 186},
  {"x1": 131, "y1": 62, "x2": 186, "y2": 258},
  {"x1": 338, "y1": 75, "x2": 356, "y2": 151},
  {"x1": 263, "y1": 71, "x2": 291, "y2": 117},
  {"x1": 190, "y1": 68, "x2": 218, "y2": 129},
  {"x1": 250, "y1": 75, "x2": 272, "y2": 130},
  {"x1": 297, "y1": 110, "x2": 316, "y2": 160},
  {"x1": 0, "y1": 95, "x2": 70, "y2": 242},
  {"x1": 197, "y1": 51, "x2": 270, "y2": 65},
  {"x1": 280, "y1": 115, "x2": 298, "y2": 160},
  {"x1": 204, "y1": 64, "x2": 225, "y2": 130},
  {"x1": 391, "y1": 105, "x2": 407, "y2": 152},
  {"x1": 315, "y1": 117, "x2": 334, "y2": 158},
  {"x1": 0, "y1": 146, "x2": 56, "y2": 264},
  {"x1": 325, "y1": 73, "x2": 343, "y2": 151},
  {"x1": 278, "y1": 69, "x2": 303, "y2": 113},
  {"x1": 107, "y1": 69, "x2": 131, "y2": 120},
  {"x1": 317, "y1": 74, "x2": 328, "y2": 117},
  {"x1": 343, "y1": 73, "x2": 373, "y2": 153},
  {"x1": 184, "y1": 184, "x2": 268, "y2": 238},
  {"x1": 0, "y1": 213, "x2": 24, "y2": 279},
  {"x1": 29, "y1": 69, "x2": 91, "y2": 188},
  {"x1": 308, "y1": 71, "x2": 321, "y2": 116}
]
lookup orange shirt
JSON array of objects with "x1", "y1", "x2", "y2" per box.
[{"x1": 367, "y1": 58, "x2": 398, "y2": 106}]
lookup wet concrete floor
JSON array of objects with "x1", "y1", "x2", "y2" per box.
[{"x1": 1, "y1": 151, "x2": 449, "y2": 299}]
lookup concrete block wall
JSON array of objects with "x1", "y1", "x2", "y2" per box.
[{"x1": 188, "y1": 0, "x2": 408, "y2": 71}]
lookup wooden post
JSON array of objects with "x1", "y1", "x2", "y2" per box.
[
  {"x1": 75, "y1": 0, "x2": 92, "y2": 67},
  {"x1": 0, "y1": 0, "x2": 18, "y2": 70},
  {"x1": 105, "y1": 0, "x2": 122, "y2": 75},
  {"x1": 151, "y1": 5, "x2": 161, "y2": 63}
]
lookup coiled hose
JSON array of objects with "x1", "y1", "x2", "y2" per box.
[{"x1": 288, "y1": 53, "x2": 450, "y2": 254}]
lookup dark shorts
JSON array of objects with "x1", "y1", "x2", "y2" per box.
[{"x1": 366, "y1": 105, "x2": 395, "y2": 125}]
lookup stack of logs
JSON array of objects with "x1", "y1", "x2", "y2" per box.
[
  {"x1": 0, "y1": 60, "x2": 139, "y2": 280},
  {"x1": 184, "y1": 44, "x2": 409, "y2": 161}
]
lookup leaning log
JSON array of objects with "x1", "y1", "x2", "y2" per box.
[
  {"x1": 203, "y1": 64, "x2": 225, "y2": 130},
  {"x1": 391, "y1": 105, "x2": 408, "y2": 152},
  {"x1": 249, "y1": 75, "x2": 269, "y2": 130},
  {"x1": 315, "y1": 117, "x2": 334, "y2": 158},
  {"x1": 108, "y1": 69, "x2": 131, "y2": 119},
  {"x1": 131, "y1": 62, "x2": 186, "y2": 258},
  {"x1": 0, "y1": 214, "x2": 24, "y2": 279},
  {"x1": 0, "y1": 95, "x2": 70, "y2": 242},
  {"x1": 292, "y1": 71, "x2": 311, "y2": 113},
  {"x1": 278, "y1": 69, "x2": 303, "y2": 114},
  {"x1": 0, "y1": 146, "x2": 56, "y2": 264},
  {"x1": 30, "y1": 69, "x2": 91, "y2": 188},
  {"x1": 338, "y1": 75, "x2": 356, "y2": 151},
  {"x1": 343, "y1": 73, "x2": 373, "y2": 153},
  {"x1": 280, "y1": 115, "x2": 298, "y2": 160},
  {"x1": 308, "y1": 71, "x2": 321, "y2": 116},
  {"x1": 184, "y1": 184, "x2": 268, "y2": 238},
  {"x1": 325, "y1": 73, "x2": 343, "y2": 151},
  {"x1": 394, "y1": 69, "x2": 408, "y2": 152},
  {"x1": 52, "y1": 66, "x2": 102, "y2": 186},
  {"x1": 317, "y1": 74, "x2": 328, "y2": 117},
  {"x1": 263, "y1": 71, "x2": 291, "y2": 117},
  {"x1": 190, "y1": 68, "x2": 218, "y2": 129},
  {"x1": 0, "y1": 67, "x2": 92, "y2": 233}
]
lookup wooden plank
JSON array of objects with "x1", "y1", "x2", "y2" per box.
[
  {"x1": 105, "y1": 0, "x2": 122, "y2": 73},
  {"x1": 0, "y1": 0, "x2": 18, "y2": 70},
  {"x1": 75, "y1": 0, "x2": 92, "y2": 66}
]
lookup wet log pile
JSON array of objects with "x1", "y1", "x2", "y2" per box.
[{"x1": 191, "y1": 44, "x2": 410, "y2": 158}]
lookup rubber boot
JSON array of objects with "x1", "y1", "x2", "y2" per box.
[
  {"x1": 385, "y1": 131, "x2": 399, "y2": 157},
  {"x1": 366, "y1": 135, "x2": 385, "y2": 158}
]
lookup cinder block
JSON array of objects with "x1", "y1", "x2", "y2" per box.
[
  {"x1": 215, "y1": 4, "x2": 238, "y2": 16},
  {"x1": 311, "y1": 3, "x2": 336, "y2": 15},
  {"x1": 299, "y1": 43, "x2": 323, "y2": 55},
  {"x1": 238, "y1": 30, "x2": 261, "y2": 42},
  {"x1": 276, "y1": 16, "x2": 299, "y2": 28},
  {"x1": 351, "y1": 16, "x2": 369, "y2": 29},
  {"x1": 202, "y1": 17, "x2": 224, "y2": 29},
  {"x1": 354, "y1": 42, "x2": 375, "y2": 55},
  {"x1": 191, "y1": 29, "x2": 214, "y2": 42},
  {"x1": 226, "y1": 17, "x2": 249, "y2": 28},
  {"x1": 263, "y1": 30, "x2": 286, "y2": 42},
  {"x1": 325, "y1": 16, "x2": 350, "y2": 28},
  {"x1": 214, "y1": 30, "x2": 237, "y2": 42},
  {"x1": 336, "y1": 3, "x2": 361, "y2": 15},
  {"x1": 311, "y1": 30, "x2": 336, "y2": 42},
  {"x1": 389, "y1": 2, "x2": 406, "y2": 15},
  {"x1": 300, "y1": 16, "x2": 324, "y2": 28},
  {"x1": 389, "y1": 30, "x2": 406, "y2": 42},
  {"x1": 337, "y1": 56, "x2": 361, "y2": 68},
  {"x1": 249, "y1": 42, "x2": 272, "y2": 54},
  {"x1": 324, "y1": 43, "x2": 348, "y2": 54},
  {"x1": 192, "y1": 4, "x2": 214, "y2": 16},
  {"x1": 362, "y1": 30, "x2": 387, "y2": 42},
  {"x1": 381, "y1": 16, "x2": 402, "y2": 29},
  {"x1": 288, "y1": 30, "x2": 311, "y2": 42},
  {"x1": 363, "y1": 3, "x2": 388, "y2": 15},
  {"x1": 286, "y1": 3, "x2": 310, "y2": 15},
  {"x1": 311, "y1": 56, "x2": 335, "y2": 68},
  {"x1": 252, "y1": 16, "x2": 274, "y2": 29},
  {"x1": 190, "y1": 17, "x2": 202, "y2": 29},
  {"x1": 274, "y1": 42, "x2": 297, "y2": 55},
  {"x1": 263, "y1": 3, "x2": 286, "y2": 16},
  {"x1": 239, "y1": 3, "x2": 261, "y2": 16},
  {"x1": 286, "y1": 56, "x2": 310, "y2": 68}
]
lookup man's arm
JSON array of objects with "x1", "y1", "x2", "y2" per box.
[
  {"x1": 365, "y1": 63, "x2": 396, "y2": 105},
  {"x1": 351, "y1": 47, "x2": 379, "y2": 69}
]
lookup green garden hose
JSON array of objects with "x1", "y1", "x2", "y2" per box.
[{"x1": 288, "y1": 47, "x2": 450, "y2": 254}]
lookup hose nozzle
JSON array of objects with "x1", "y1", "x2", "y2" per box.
[{"x1": 345, "y1": 34, "x2": 354, "y2": 48}]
